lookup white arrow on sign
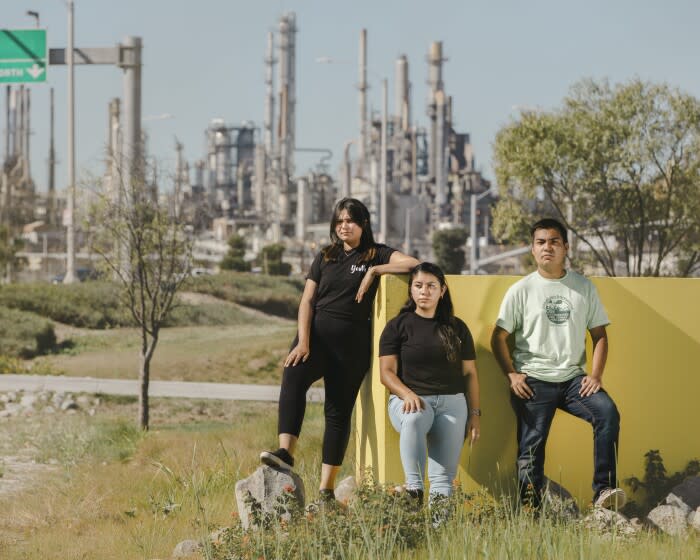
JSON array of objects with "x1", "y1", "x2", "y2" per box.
[{"x1": 26, "y1": 64, "x2": 45, "y2": 79}]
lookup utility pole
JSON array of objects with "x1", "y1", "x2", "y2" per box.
[
  {"x1": 64, "y1": 0, "x2": 76, "y2": 284},
  {"x1": 48, "y1": 87, "x2": 55, "y2": 225}
]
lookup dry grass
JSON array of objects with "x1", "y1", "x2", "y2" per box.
[
  {"x1": 0, "y1": 397, "x2": 336, "y2": 560},
  {"x1": 0, "y1": 400, "x2": 696, "y2": 560}
]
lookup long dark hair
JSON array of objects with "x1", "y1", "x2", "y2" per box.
[
  {"x1": 322, "y1": 197, "x2": 378, "y2": 263},
  {"x1": 400, "y1": 262, "x2": 461, "y2": 362}
]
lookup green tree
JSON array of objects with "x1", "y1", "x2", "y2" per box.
[
  {"x1": 492, "y1": 78, "x2": 700, "y2": 277},
  {"x1": 260, "y1": 243, "x2": 291, "y2": 276},
  {"x1": 432, "y1": 228, "x2": 467, "y2": 274},
  {"x1": 220, "y1": 234, "x2": 250, "y2": 271}
]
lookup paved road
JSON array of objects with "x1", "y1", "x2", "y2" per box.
[{"x1": 0, "y1": 374, "x2": 324, "y2": 403}]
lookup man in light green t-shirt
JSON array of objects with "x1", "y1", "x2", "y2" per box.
[{"x1": 491, "y1": 218, "x2": 624, "y2": 510}]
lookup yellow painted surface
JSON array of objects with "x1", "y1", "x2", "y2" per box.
[{"x1": 355, "y1": 275, "x2": 700, "y2": 505}]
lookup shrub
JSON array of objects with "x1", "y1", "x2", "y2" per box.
[
  {"x1": 0, "y1": 282, "x2": 129, "y2": 328},
  {"x1": 0, "y1": 305, "x2": 56, "y2": 358},
  {"x1": 623, "y1": 450, "x2": 700, "y2": 518},
  {"x1": 220, "y1": 235, "x2": 251, "y2": 272}
]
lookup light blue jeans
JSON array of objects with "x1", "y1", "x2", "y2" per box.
[{"x1": 388, "y1": 393, "x2": 468, "y2": 497}]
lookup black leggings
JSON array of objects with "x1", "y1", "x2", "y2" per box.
[{"x1": 278, "y1": 315, "x2": 370, "y2": 466}]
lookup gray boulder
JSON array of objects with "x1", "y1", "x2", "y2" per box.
[
  {"x1": 543, "y1": 477, "x2": 579, "y2": 519},
  {"x1": 689, "y1": 507, "x2": 700, "y2": 533},
  {"x1": 60, "y1": 398, "x2": 79, "y2": 411},
  {"x1": 172, "y1": 539, "x2": 200, "y2": 558},
  {"x1": 647, "y1": 504, "x2": 688, "y2": 536},
  {"x1": 583, "y1": 507, "x2": 638, "y2": 535},
  {"x1": 20, "y1": 393, "x2": 37, "y2": 410},
  {"x1": 335, "y1": 476, "x2": 357, "y2": 505},
  {"x1": 235, "y1": 465, "x2": 305, "y2": 530},
  {"x1": 667, "y1": 476, "x2": 700, "y2": 512}
]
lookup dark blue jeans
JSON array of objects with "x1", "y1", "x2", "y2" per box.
[{"x1": 511, "y1": 375, "x2": 620, "y2": 506}]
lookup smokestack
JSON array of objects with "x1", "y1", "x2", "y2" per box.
[
  {"x1": 358, "y1": 29, "x2": 368, "y2": 169},
  {"x1": 254, "y1": 144, "x2": 265, "y2": 215},
  {"x1": 428, "y1": 41, "x2": 444, "y2": 94},
  {"x1": 17, "y1": 85, "x2": 25, "y2": 158},
  {"x1": 277, "y1": 13, "x2": 297, "y2": 222},
  {"x1": 435, "y1": 90, "x2": 446, "y2": 208},
  {"x1": 395, "y1": 55, "x2": 410, "y2": 131},
  {"x1": 264, "y1": 31, "x2": 275, "y2": 156},
  {"x1": 296, "y1": 176, "x2": 307, "y2": 241},
  {"x1": 9, "y1": 87, "x2": 17, "y2": 158},
  {"x1": 287, "y1": 12, "x2": 296, "y2": 175}
]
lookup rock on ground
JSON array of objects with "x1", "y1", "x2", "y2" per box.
[
  {"x1": 335, "y1": 476, "x2": 357, "y2": 505},
  {"x1": 543, "y1": 477, "x2": 579, "y2": 519},
  {"x1": 647, "y1": 504, "x2": 688, "y2": 536},
  {"x1": 583, "y1": 507, "x2": 639, "y2": 535},
  {"x1": 235, "y1": 465, "x2": 305, "y2": 530},
  {"x1": 172, "y1": 539, "x2": 200, "y2": 558},
  {"x1": 689, "y1": 507, "x2": 700, "y2": 533},
  {"x1": 667, "y1": 476, "x2": 700, "y2": 513}
]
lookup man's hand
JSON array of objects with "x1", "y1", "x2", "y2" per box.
[
  {"x1": 401, "y1": 391, "x2": 424, "y2": 413},
  {"x1": 355, "y1": 267, "x2": 376, "y2": 303},
  {"x1": 508, "y1": 372, "x2": 534, "y2": 399},
  {"x1": 579, "y1": 375, "x2": 602, "y2": 397},
  {"x1": 284, "y1": 343, "x2": 310, "y2": 367}
]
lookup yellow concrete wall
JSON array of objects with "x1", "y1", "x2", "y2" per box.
[{"x1": 355, "y1": 274, "x2": 700, "y2": 505}]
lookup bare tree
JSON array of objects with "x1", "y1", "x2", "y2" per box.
[{"x1": 91, "y1": 162, "x2": 192, "y2": 429}]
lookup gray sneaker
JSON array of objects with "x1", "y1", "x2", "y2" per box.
[{"x1": 594, "y1": 487, "x2": 627, "y2": 509}]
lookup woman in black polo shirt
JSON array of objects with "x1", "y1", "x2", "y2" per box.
[
  {"x1": 260, "y1": 198, "x2": 419, "y2": 501},
  {"x1": 379, "y1": 262, "x2": 481, "y2": 503}
]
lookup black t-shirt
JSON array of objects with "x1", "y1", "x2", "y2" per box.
[
  {"x1": 379, "y1": 312, "x2": 476, "y2": 396},
  {"x1": 306, "y1": 244, "x2": 396, "y2": 323}
]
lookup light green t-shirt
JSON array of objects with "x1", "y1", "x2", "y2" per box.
[{"x1": 495, "y1": 270, "x2": 609, "y2": 382}]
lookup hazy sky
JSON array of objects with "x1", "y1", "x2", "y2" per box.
[{"x1": 4, "y1": 0, "x2": 700, "y2": 193}]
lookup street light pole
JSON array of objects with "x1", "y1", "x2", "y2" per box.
[
  {"x1": 380, "y1": 78, "x2": 388, "y2": 243},
  {"x1": 469, "y1": 179, "x2": 493, "y2": 274},
  {"x1": 64, "y1": 0, "x2": 76, "y2": 284}
]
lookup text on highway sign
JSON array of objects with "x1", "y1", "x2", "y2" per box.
[{"x1": 0, "y1": 29, "x2": 47, "y2": 83}]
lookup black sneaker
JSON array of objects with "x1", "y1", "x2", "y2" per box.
[{"x1": 260, "y1": 448, "x2": 294, "y2": 471}]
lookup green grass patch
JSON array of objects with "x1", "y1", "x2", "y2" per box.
[
  {"x1": 0, "y1": 281, "x2": 278, "y2": 330},
  {"x1": 187, "y1": 271, "x2": 304, "y2": 319},
  {"x1": 0, "y1": 306, "x2": 56, "y2": 358}
]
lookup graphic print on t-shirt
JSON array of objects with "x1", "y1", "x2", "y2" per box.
[
  {"x1": 543, "y1": 294, "x2": 572, "y2": 325},
  {"x1": 350, "y1": 264, "x2": 367, "y2": 274}
]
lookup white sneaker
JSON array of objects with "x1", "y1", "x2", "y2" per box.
[{"x1": 594, "y1": 487, "x2": 627, "y2": 509}]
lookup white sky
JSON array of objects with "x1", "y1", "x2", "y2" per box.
[{"x1": 4, "y1": 0, "x2": 700, "y2": 193}]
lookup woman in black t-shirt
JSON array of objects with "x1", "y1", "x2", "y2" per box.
[
  {"x1": 379, "y1": 262, "x2": 481, "y2": 504},
  {"x1": 260, "y1": 198, "x2": 419, "y2": 502}
]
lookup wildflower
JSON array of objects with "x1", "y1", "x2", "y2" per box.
[{"x1": 282, "y1": 484, "x2": 294, "y2": 493}]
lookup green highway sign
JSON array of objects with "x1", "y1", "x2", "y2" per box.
[{"x1": 0, "y1": 29, "x2": 47, "y2": 83}]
